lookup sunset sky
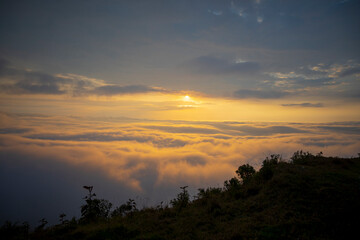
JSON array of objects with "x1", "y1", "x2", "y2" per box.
[{"x1": 1, "y1": 0, "x2": 360, "y2": 225}]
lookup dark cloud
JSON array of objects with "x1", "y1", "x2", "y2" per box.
[
  {"x1": 144, "y1": 125, "x2": 221, "y2": 134},
  {"x1": 317, "y1": 126, "x2": 360, "y2": 135},
  {"x1": 233, "y1": 89, "x2": 290, "y2": 99},
  {"x1": 338, "y1": 66, "x2": 360, "y2": 77},
  {"x1": 183, "y1": 56, "x2": 260, "y2": 75},
  {"x1": 0, "y1": 58, "x2": 169, "y2": 96},
  {"x1": 14, "y1": 80, "x2": 65, "y2": 94},
  {"x1": 267, "y1": 73, "x2": 339, "y2": 89},
  {"x1": 0, "y1": 127, "x2": 32, "y2": 134},
  {"x1": 266, "y1": 62, "x2": 360, "y2": 91},
  {"x1": 282, "y1": 103, "x2": 324, "y2": 108},
  {"x1": 0, "y1": 63, "x2": 67, "y2": 94},
  {"x1": 232, "y1": 125, "x2": 307, "y2": 136},
  {"x1": 208, "y1": 123, "x2": 307, "y2": 136},
  {"x1": 92, "y1": 85, "x2": 165, "y2": 96},
  {"x1": 153, "y1": 138, "x2": 188, "y2": 148},
  {"x1": 174, "y1": 155, "x2": 207, "y2": 166},
  {"x1": 0, "y1": 59, "x2": 91, "y2": 95},
  {"x1": 301, "y1": 139, "x2": 353, "y2": 147},
  {"x1": 293, "y1": 77, "x2": 338, "y2": 87},
  {"x1": 26, "y1": 132, "x2": 188, "y2": 148}
]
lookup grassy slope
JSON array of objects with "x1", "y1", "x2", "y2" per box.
[{"x1": 4, "y1": 155, "x2": 360, "y2": 240}]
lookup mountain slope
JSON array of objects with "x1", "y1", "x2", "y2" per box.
[{"x1": 2, "y1": 152, "x2": 360, "y2": 240}]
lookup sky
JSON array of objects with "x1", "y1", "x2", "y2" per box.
[{"x1": 0, "y1": 0, "x2": 360, "y2": 226}]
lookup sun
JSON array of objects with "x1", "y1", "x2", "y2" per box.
[{"x1": 184, "y1": 95, "x2": 190, "y2": 101}]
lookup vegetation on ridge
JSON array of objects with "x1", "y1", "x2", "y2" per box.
[{"x1": 2, "y1": 151, "x2": 360, "y2": 239}]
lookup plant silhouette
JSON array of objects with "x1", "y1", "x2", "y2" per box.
[
  {"x1": 80, "y1": 186, "x2": 112, "y2": 223},
  {"x1": 170, "y1": 186, "x2": 190, "y2": 211},
  {"x1": 112, "y1": 199, "x2": 138, "y2": 217},
  {"x1": 236, "y1": 164, "x2": 256, "y2": 184}
]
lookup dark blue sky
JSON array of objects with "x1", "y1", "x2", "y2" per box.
[{"x1": 1, "y1": 0, "x2": 359, "y2": 97}]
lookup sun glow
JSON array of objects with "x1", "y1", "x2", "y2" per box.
[{"x1": 184, "y1": 95, "x2": 190, "y2": 101}]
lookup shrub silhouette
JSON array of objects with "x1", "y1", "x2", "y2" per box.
[
  {"x1": 58, "y1": 213, "x2": 68, "y2": 225},
  {"x1": 291, "y1": 150, "x2": 314, "y2": 164},
  {"x1": 236, "y1": 164, "x2": 256, "y2": 184},
  {"x1": 223, "y1": 177, "x2": 241, "y2": 190},
  {"x1": 35, "y1": 218, "x2": 48, "y2": 231},
  {"x1": 111, "y1": 199, "x2": 137, "y2": 217},
  {"x1": 0, "y1": 221, "x2": 29, "y2": 239},
  {"x1": 170, "y1": 186, "x2": 190, "y2": 211},
  {"x1": 259, "y1": 154, "x2": 281, "y2": 181},
  {"x1": 197, "y1": 187, "x2": 222, "y2": 199},
  {"x1": 80, "y1": 186, "x2": 112, "y2": 223}
]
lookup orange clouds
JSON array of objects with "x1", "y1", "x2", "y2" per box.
[{"x1": 1, "y1": 112, "x2": 359, "y2": 195}]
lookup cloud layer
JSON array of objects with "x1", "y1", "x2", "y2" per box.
[{"x1": 1, "y1": 112, "x2": 359, "y2": 224}]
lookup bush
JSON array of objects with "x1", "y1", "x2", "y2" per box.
[
  {"x1": 111, "y1": 199, "x2": 137, "y2": 217},
  {"x1": 290, "y1": 150, "x2": 314, "y2": 164},
  {"x1": 197, "y1": 187, "x2": 222, "y2": 199},
  {"x1": 80, "y1": 186, "x2": 112, "y2": 223},
  {"x1": 236, "y1": 164, "x2": 256, "y2": 184},
  {"x1": 0, "y1": 221, "x2": 29, "y2": 240},
  {"x1": 259, "y1": 154, "x2": 281, "y2": 181},
  {"x1": 170, "y1": 186, "x2": 190, "y2": 211},
  {"x1": 224, "y1": 177, "x2": 241, "y2": 190}
]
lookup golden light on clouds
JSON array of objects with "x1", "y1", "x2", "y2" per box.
[
  {"x1": 1, "y1": 111, "x2": 359, "y2": 194},
  {"x1": 1, "y1": 92, "x2": 360, "y2": 122}
]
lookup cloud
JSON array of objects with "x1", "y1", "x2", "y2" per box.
[
  {"x1": 267, "y1": 73, "x2": 338, "y2": 89},
  {"x1": 338, "y1": 66, "x2": 360, "y2": 77},
  {"x1": 299, "y1": 137, "x2": 354, "y2": 147},
  {"x1": 0, "y1": 69, "x2": 66, "y2": 95},
  {"x1": 233, "y1": 89, "x2": 291, "y2": 99},
  {"x1": 294, "y1": 78, "x2": 338, "y2": 87},
  {"x1": 230, "y1": 0, "x2": 264, "y2": 23},
  {"x1": 262, "y1": 62, "x2": 360, "y2": 100},
  {"x1": 207, "y1": 122, "x2": 309, "y2": 136},
  {"x1": 230, "y1": 1, "x2": 247, "y2": 18},
  {"x1": 266, "y1": 62, "x2": 360, "y2": 90},
  {"x1": 0, "y1": 58, "x2": 170, "y2": 97},
  {"x1": 0, "y1": 60, "x2": 101, "y2": 95},
  {"x1": 143, "y1": 125, "x2": 221, "y2": 134},
  {"x1": 224, "y1": 125, "x2": 307, "y2": 136},
  {"x1": 183, "y1": 56, "x2": 259, "y2": 75},
  {"x1": 0, "y1": 127, "x2": 32, "y2": 134},
  {"x1": 208, "y1": 9, "x2": 223, "y2": 16},
  {"x1": 282, "y1": 103, "x2": 324, "y2": 108},
  {"x1": 92, "y1": 85, "x2": 167, "y2": 96},
  {"x1": 26, "y1": 131, "x2": 189, "y2": 148},
  {"x1": 317, "y1": 126, "x2": 360, "y2": 135}
]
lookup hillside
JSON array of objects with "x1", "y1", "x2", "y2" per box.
[{"x1": 2, "y1": 151, "x2": 360, "y2": 240}]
